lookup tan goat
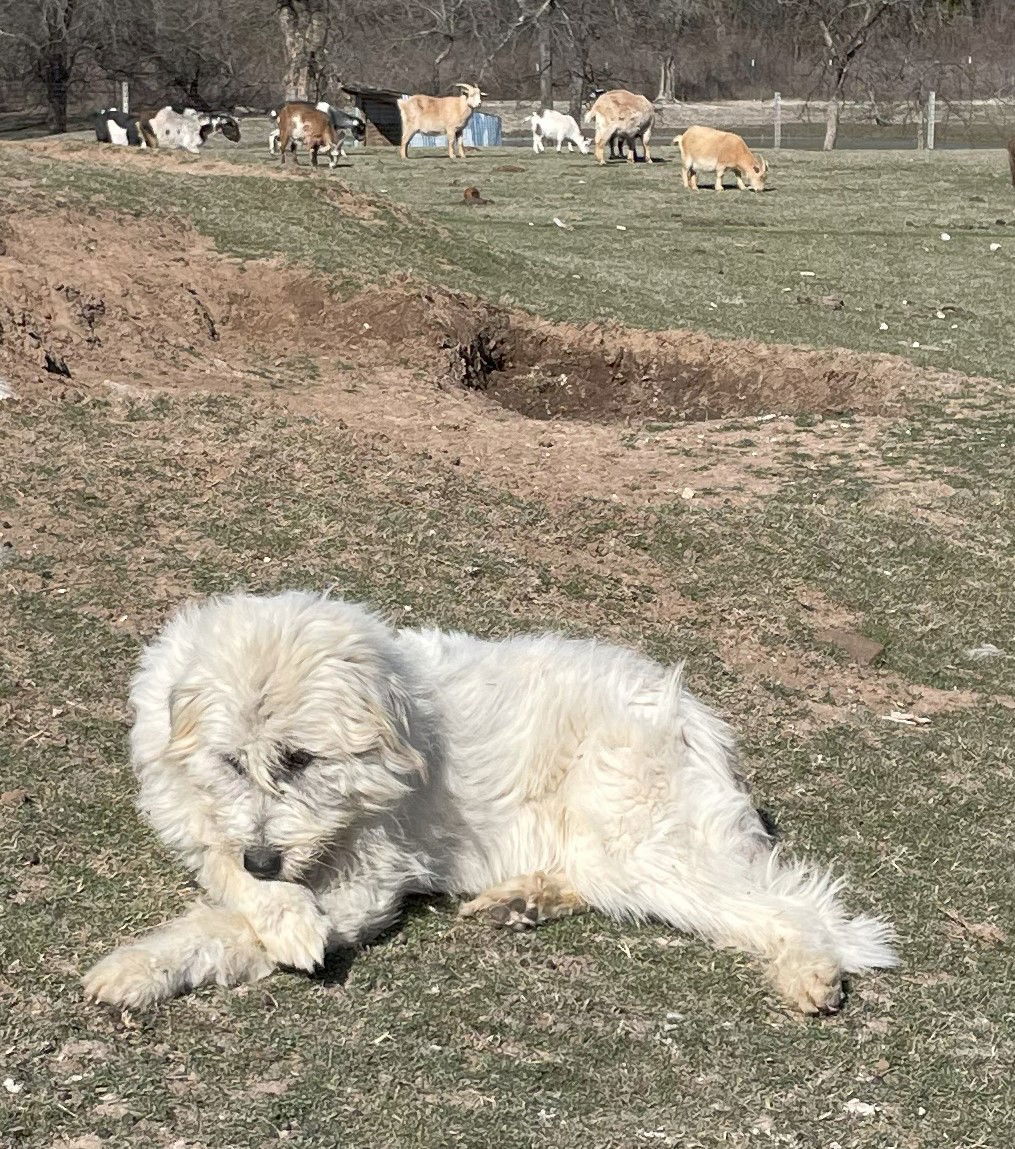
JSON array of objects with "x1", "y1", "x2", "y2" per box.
[
  {"x1": 674, "y1": 126, "x2": 767, "y2": 192},
  {"x1": 398, "y1": 83, "x2": 484, "y2": 160},
  {"x1": 583, "y1": 90, "x2": 655, "y2": 166},
  {"x1": 276, "y1": 102, "x2": 343, "y2": 168}
]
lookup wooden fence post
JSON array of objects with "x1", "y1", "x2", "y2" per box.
[
  {"x1": 926, "y1": 90, "x2": 935, "y2": 150},
  {"x1": 120, "y1": 80, "x2": 129, "y2": 114},
  {"x1": 773, "y1": 91, "x2": 781, "y2": 150}
]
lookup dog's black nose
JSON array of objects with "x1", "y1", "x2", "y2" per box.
[{"x1": 243, "y1": 847, "x2": 283, "y2": 880}]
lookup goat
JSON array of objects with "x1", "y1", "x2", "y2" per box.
[
  {"x1": 530, "y1": 109, "x2": 589, "y2": 155},
  {"x1": 586, "y1": 89, "x2": 626, "y2": 159},
  {"x1": 275, "y1": 102, "x2": 350, "y2": 168},
  {"x1": 145, "y1": 106, "x2": 240, "y2": 153},
  {"x1": 94, "y1": 109, "x2": 153, "y2": 148},
  {"x1": 269, "y1": 101, "x2": 365, "y2": 160},
  {"x1": 397, "y1": 83, "x2": 484, "y2": 160},
  {"x1": 674, "y1": 126, "x2": 767, "y2": 192},
  {"x1": 583, "y1": 90, "x2": 655, "y2": 166}
]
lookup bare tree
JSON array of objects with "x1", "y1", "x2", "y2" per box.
[
  {"x1": 0, "y1": 0, "x2": 114, "y2": 131},
  {"x1": 778, "y1": 0, "x2": 912, "y2": 149}
]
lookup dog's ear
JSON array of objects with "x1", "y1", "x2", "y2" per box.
[
  {"x1": 369, "y1": 677, "x2": 426, "y2": 781},
  {"x1": 166, "y1": 683, "x2": 202, "y2": 761}
]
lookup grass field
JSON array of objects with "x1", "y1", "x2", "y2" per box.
[{"x1": 1, "y1": 135, "x2": 1013, "y2": 1149}]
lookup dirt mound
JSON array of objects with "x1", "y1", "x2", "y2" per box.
[{"x1": 0, "y1": 207, "x2": 341, "y2": 388}]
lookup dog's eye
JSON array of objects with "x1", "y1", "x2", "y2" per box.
[
  {"x1": 280, "y1": 747, "x2": 314, "y2": 773},
  {"x1": 222, "y1": 752, "x2": 245, "y2": 776}
]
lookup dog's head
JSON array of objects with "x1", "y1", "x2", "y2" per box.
[{"x1": 132, "y1": 592, "x2": 424, "y2": 884}]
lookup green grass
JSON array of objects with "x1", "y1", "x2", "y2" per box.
[{"x1": 1, "y1": 137, "x2": 1013, "y2": 1148}]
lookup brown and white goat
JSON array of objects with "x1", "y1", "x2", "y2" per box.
[
  {"x1": 275, "y1": 102, "x2": 345, "y2": 168},
  {"x1": 674, "y1": 126, "x2": 767, "y2": 192},
  {"x1": 397, "y1": 83, "x2": 484, "y2": 160},
  {"x1": 583, "y1": 90, "x2": 655, "y2": 166}
]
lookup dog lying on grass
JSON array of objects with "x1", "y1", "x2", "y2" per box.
[{"x1": 84, "y1": 591, "x2": 897, "y2": 1012}]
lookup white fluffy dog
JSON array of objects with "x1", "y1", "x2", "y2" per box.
[{"x1": 84, "y1": 591, "x2": 897, "y2": 1012}]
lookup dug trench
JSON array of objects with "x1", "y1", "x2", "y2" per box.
[
  {"x1": 2, "y1": 205, "x2": 944, "y2": 419},
  {"x1": 0, "y1": 204, "x2": 961, "y2": 513}
]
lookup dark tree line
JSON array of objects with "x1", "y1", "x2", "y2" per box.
[{"x1": 2, "y1": 0, "x2": 1014, "y2": 144}]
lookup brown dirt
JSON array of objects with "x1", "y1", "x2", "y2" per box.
[
  {"x1": 0, "y1": 203, "x2": 960, "y2": 511},
  {"x1": 12, "y1": 136, "x2": 369, "y2": 187}
]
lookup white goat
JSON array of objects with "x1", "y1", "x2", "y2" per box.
[
  {"x1": 530, "y1": 109, "x2": 589, "y2": 155},
  {"x1": 146, "y1": 106, "x2": 240, "y2": 153},
  {"x1": 397, "y1": 83, "x2": 485, "y2": 160}
]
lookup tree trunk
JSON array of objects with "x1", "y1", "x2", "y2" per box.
[
  {"x1": 433, "y1": 36, "x2": 453, "y2": 95},
  {"x1": 567, "y1": 68, "x2": 584, "y2": 122},
  {"x1": 277, "y1": 0, "x2": 328, "y2": 103},
  {"x1": 44, "y1": 49, "x2": 70, "y2": 134},
  {"x1": 656, "y1": 54, "x2": 676, "y2": 102},
  {"x1": 823, "y1": 96, "x2": 841, "y2": 150},
  {"x1": 537, "y1": 4, "x2": 553, "y2": 109}
]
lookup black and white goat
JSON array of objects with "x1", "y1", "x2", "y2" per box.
[
  {"x1": 146, "y1": 106, "x2": 241, "y2": 153},
  {"x1": 94, "y1": 109, "x2": 153, "y2": 148},
  {"x1": 268, "y1": 101, "x2": 366, "y2": 160}
]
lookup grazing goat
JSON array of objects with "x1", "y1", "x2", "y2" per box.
[
  {"x1": 583, "y1": 90, "x2": 655, "y2": 166},
  {"x1": 674, "y1": 126, "x2": 767, "y2": 192},
  {"x1": 531, "y1": 109, "x2": 589, "y2": 155},
  {"x1": 397, "y1": 83, "x2": 484, "y2": 160},
  {"x1": 94, "y1": 109, "x2": 152, "y2": 148},
  {"x1": 146, "y1": 106, "x2": 240, "y2": 153},
  {"x1": 269, "y1": 101, "x2": 365, "y2": 159}
]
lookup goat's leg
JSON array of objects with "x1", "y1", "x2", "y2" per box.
[
  {"x1": 457, "y1": 131, "x2": 467, "y2": 159},
  {"x1": 714, "y1": 165, "x2": 725, "y2": 192},
  {"x1": 642, "y1": 127, "x2": 653, "y2": 164}
]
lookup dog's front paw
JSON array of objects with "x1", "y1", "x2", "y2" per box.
[
  {"x1": 249, "y1": 887, "x2": 329, "y2": 971},
  {"x1": 83, "y1": 946, "x2": 175, "y2": 1009},
  {"x1": 769, "y1": 949, "x2": 844, "y2": 1015}
]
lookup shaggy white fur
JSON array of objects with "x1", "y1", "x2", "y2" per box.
[{"x1": 83, "y1": 591, "x2": 897, "y2": 1012}]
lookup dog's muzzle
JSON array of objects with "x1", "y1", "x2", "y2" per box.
[{"x1": 243, "y1": 847, "x2": 283, "y2": 880}]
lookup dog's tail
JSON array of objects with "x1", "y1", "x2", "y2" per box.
[{"x1": 759, "y1": 851, "x2": 898, "y2": 972}]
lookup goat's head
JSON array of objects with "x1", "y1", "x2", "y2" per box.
[
  {"x1": 747, "y1": 153, "x2": 767, "y2": 191},
  {"x1": 214, "y1": 115, "x2": 242, "y2": 143},
  {"x1": 455, "y1": 83, "x2": 484, "y2": 108}
]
